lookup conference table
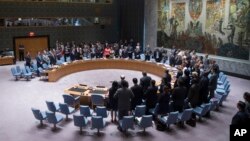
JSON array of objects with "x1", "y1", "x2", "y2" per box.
[
  {"x1": 64, "y1": 84, "x2": 109, "y2": 105},
  {"x1": 47, "y1": 59, "x2": 177, "y2": 82},
  {"x1": 0, "y1": 56, "x2": 14, "y2": 65}
]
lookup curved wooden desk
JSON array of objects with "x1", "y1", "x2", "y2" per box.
[{"x1": 48, "y1": 59, "x2": 169, "y2": 82}]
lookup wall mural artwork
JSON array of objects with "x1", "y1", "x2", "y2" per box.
[{"x1": 157, "y1": 0, "x2": 250, "y2": 60}]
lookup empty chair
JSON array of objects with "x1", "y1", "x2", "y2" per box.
[
  {"x1": 91, "y1": 116, "x2": 106, "y2": 134},
  {"x1": 62, "y1": 94, "x2": 80, "y2": 108},
  {"x1": 80, "y1": 105, "x2": 93, "y2": 118},
  {"x1": 133, "y1": 105, "x2": 146, "y2": 118},
  {"x1": 25, "y1": 66, "x2": 35, "y2": 78},
  {"x1": 91, "y1": 94, "x2": 104, "y2": 109},
  {"x1": 73, "y1": 114, "x2": 88, "y2": 133},
  {"x1": 178, "y1": 108, "x2": 193, "y2": 125},
  {"x1": 193, "y1": 103, "x2": 211, "y2": 120},
  {"x1": 96, "y1": 106, "x2": 108, "y2": 118},
  {"x1": 160, "y1": 111, "x2": 179, "y2": 128},
  {"x1": 215, "y1": 93, "x2": 226, "y2": 106},
  {"x1": 46, "y1": 111, "x2": 64, "y2": 129},
  {"x1": 11, "y1": 67, "x2": 21, "y2": 80},
  {"x1": 119, "y1": 116, "x2": 134, "y2": 132},
  {"x1": 59, "y1": 103, "x2": 75, "y2": 120},
  {"x1": 31, "y1": 63, "x2": 38, "y2": 73},
  {"x1": 46, "y1": 101, "x2": 60, "y2": 113},
  {"x1": 16, "y1": 66, "x2": 22, "y2": 74},
  {"x1": 137, "y1": 115, "x2": 153, "y2": 132},
  {"x1": 209, "y1": 99, "x2": 219, "y2": 111},
  {"x1": 31, "y1": 108, "x2": 47, "y2": 126},
  {"x1": 22, "y1": 68, "x2": 32, "y2": 80}
]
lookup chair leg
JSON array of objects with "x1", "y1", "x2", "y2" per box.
[
  {"x1": 143, "y1": 128, "x2": 146, "y2": 133},
  {"x1": 80, "y1": 127, "x2": 82, "y2": 134},
  {"x1": 66, "y1": 115, "x2": 68, "y2": 120},
  {"x1": 53, "y1": 124, "x2": 56, "y2": 129},
  {"x1": 40, "y1": 120, "x2": 43, "y2": 126}
]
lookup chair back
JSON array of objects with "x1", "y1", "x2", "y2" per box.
[
  {"x1": 80, "y1": 105, "x2": 92, "y2": 117},
  {"x1": 22, "y1": 68, "x2": 27, "y2": 75},
  {"x1": 139, "y1": 115, "x2": 153, "y2": 128},
  {"x1": 32, "y1": 63, "x2": 38, "y2": 71},
  {"x1": 16, "y1": 66, "x2": 21, "y2": 74},
  {"x1": 59, "y1": 103, "x2": 70, "y2": 114},
  {"x1": 209, "y1": 99, "x2": 219, "y2": 111},
  {"x1": 91, "y1": 116, "x2": 104, "y2": 129},
  {"x1": 121, "y1": 116, "x2": 134, "y2": 130},
  {"x1": 46, "y1": 111, "x2": 57, "y2": 123},
  {"x1": 91, "y1": 94, "x2": 104, "y2": 106},
  {"x1": 46, "y1": 101, "x2": 57, "y2": 113},
  {"x1": 11, "y1": 67, "x2": 17, "y2": 75},
  {"x1": 134, "y1": 105, "x2": 146, "y2": 117},
  {"x1": 73, "y1": 114, "x2": 87, "y2": 127},
  {"x1": 63, "y1": 94, "x2": 74, "y2": 106},
  {"x1": 179, "y1": 108, "x2": 193, "y2": 121},
  {"x1": 96, "y1": 106, "x2": 108, "y2": 118},
  {"x1": 31, "y1": 108, "x2": 44, "y2": 120},
  {"x1": 42, "y1": 63, "x2": 48, "y2": 69},
  {"x1": 166, "y1": 111, "x2": 179, "y2": 124},
  {"x1": 152, "y1": 103, "x2": 159, "y2": 115},
  {"x1": 26, "y1": 66, "x2": 32, "y2": 73},
  {"x1": 201, "y1": 103, "x2": 211, "y2": 116}
]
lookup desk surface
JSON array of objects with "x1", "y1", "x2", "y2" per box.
[{"x1": 47, "y1": 59, "x2": 178, "y2": 82}]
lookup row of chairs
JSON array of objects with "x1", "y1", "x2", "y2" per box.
[
  {"x1": 11, "y1": 66, "x2": 34, "y2": 81},
  {"x1": 215, "y1": 72, "x2": 231, "y2": 106}
]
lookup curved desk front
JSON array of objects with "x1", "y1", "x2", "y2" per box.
[{"x1": 47, "y1": 59, "x2": 168, "y2": 82}]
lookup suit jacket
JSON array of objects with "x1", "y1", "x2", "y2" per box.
[
  {"x1": 130, "y1": 84, "x2": 144, "y2": 109},
  {"x1": 158, "y1": 92, "x2": 170, "y2": 115},
  {"x1": 144, "y1": 86, "x2": 158, "y2": 109},
  {"x1": 231, "y1": 111, "x2": 250, "y2": 125},
  {"x1": 172, "y1": 86, "x2": 187, "y2": 108},
  {"x1": 114, "y1": 87, "x2": 134, "y2": 111},
  {"x1": 188, "y1": 83, "x2": 200, "y2": 107},
  {"x1": 199, "y1": 76, "x2": 209, "y2": 103},
  {"x1": 140, "y1": 76, "x2": 152, "y2": 92},
  {"x1": 209, "y1": 73, "x2": 217, "y2": 90}
]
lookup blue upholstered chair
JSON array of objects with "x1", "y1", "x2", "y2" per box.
[
  {"x1": 31, "y1": 108, "x2": 47, "y2": 126},
  {"x1": 137, "y1": 115, "x2": 153, "y2": 132},
  {"x1": 62, "y1": 94, "x2": 80, "y2": 108},
  {"x1": 80, "y1": 105, "x2": 93, "y2": 118},
  {"x1": 11, "y1": 67, "x2": 21, "y2": 80},
  {"x1": 119, "y1": 116, "x2": 134, "y2": 132},
  {"x1": 193, "y1": 103, "x2": 211, "y2": 120},
  {"x1": 22, "y1": 68, "x2": 32, "y2": 80},
  {"x1": 45, "y1": 111, "x2": 63, "y2": 129},
  {"x1": 91, "y1": 116, "x2": 105, "y2": 134},
  {"x1": 73, "y1": 114, "x2": 88, "y2": 133},
  {"x1": 46, "y1": 101, "x2": 60, "y2": 113},
  {"x1": 178, "y1": 108, "x2": 193, "y2": 125},
  {"x1": 160, "y1": 111, "x2": 179, "y2": 128},
  {"x1": 149, "y1": 103, "x2": 159, "y2": 116},
  {"x1": 91, "y1": 94, "x2": 104, "y2": 109},
  {"x1": 16, "y1": 66, "x2": 22, "y2": 75},
  {"x1": 25, "y1": 66, "x2": 34, "y2": 78},
  {"x1": 59, "y1": 103, "x2": 75, "y2": 120},
  {"x1": 133, "y1": 105, "x2": 146, "y2": 118},
  {"x1": 96, "y1": 106, "x2": 108, "y2": 118}
]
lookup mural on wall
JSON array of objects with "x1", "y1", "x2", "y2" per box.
[
  {"x1": 157, "y1": 0, "x2": 249, "y2": 60},
  {"x1": 158, "y1": 0, "x2": 170, "y2": 34}
]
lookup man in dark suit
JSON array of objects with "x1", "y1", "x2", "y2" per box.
[
  {"x1": 231, "y1": 101, "x2": 250, "y2": 125},
  {"x1": 144, "y1": 80, "x2": 158, "y2": 114},
  {"x1": 130, "y1": 78, "x2": 144, "y2": 110},
  {"x1": 140, "y1": 71, "x2": 152, "y2": 93},
  {"x1": 199, "y1": 71, "x2": 209, "y2": 104},
  {"x1": 163, "y1": 69, "x2": 172, "y2": 86},
  {"x1": 208, "y1": 67, "x2": 218, "y2": 100},
  {"x1": 114, "y1": 80, "x2": 134, "y2": 132},
  {"x1": 187, "y1": 78, "x2": 200, "y2": 108},
  {"x1": 153, "y1": 49, "x2": 163, "y2": 62},
  {"x1": 172, "y1": 77, "x2": 187, "y2": 112}
]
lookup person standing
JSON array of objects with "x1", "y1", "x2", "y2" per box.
[
  {"x1": 114, "y1": 80, "x2": 134, "y2": 131},
  {"x1": 130, "y1": 78, "x2": 144, "y2": 110},
  {"x1": 144, "y1": 80, "x2": 158, "y2": 114},
  {"x1": 140, "y1": 71, "x2": 152, "y2": 93},
  {"x1": 208, "y1": 67, "x2": 217, "y2": 100},
  {"x1": 231, "y1": 101, "x2": 250, "y2": 125},
  {"x1": 18, "y1": 44, "x2": 25, "y2": 61},
  {"x1": 25, "y1": 51, "x2": 32, "y2": 68},
  {"x1": 109, "y1": 81, "x2": 119, "y2": 122}
]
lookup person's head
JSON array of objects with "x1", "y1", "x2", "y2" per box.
[
  {"x1": 151, "y1": 80, "x2": 156, "y2": 86},
  {"x1": 243, "y1": 92, "x2": 250, "y2": 102},
  {"x1": 112, "y1": 81, "x2": 119, "y2": 88},
  {"x1": 132, "y1": 78, "x2": 138, "y2": 84},
  {"x1": 142, "y1": 71, "x2": 147, "y2": 76},
  {"x1": 165, "y1": 69, "x2": 169, "y2": 74},
  {"x1": 237, "y1": 101, "x2": 246, "y2": 111},
  {"x1": 177, "y1": 77, "x2": 185, "y2": 87},
  {"x1": 120, "y1": 75, "x2": 125, "y2": 80},
  {"x1": 184, "y1": 69, "x2": 190, "y2": 76},
  {"x1": 163, "y1": 85, "x2": 171, "y2": 94}
]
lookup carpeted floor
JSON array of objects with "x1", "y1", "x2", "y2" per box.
[{"x1": 0, "y1": 61, "x2": 249, "y2": 141}]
